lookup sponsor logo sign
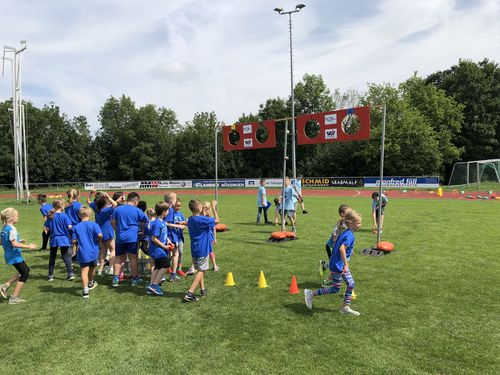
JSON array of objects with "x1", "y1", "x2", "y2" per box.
[
  {"x1": 364, "y1": 177, "x2": 439, "y2": 188},
  {"x1": 301, "y1": 177, "x2": 364, "y2": 187},
  {"x1": 245, "y1": 178, "x2": 283, "y2": 188},
  {"x1": 324, "y1": 128, "x2": 337, "y2": 140},
  {"x1": 192, "y1": 179, "x2": 245, "y2": 188}
]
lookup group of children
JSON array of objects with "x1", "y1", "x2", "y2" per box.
[{"x1": 0, "y1": 189, "x2": 220, "y2": 303}]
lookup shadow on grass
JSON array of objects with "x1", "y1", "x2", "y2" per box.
[
  {"x1": 298, "y1": 282, "x2": 324, "y2": 289},
  {"x1": 283, "y1": 302, "x2": 334, "y2": 315}
]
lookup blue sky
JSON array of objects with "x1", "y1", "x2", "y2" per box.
[{"x1": 1, "y1": 0, "x2": 498, "y2": 131}]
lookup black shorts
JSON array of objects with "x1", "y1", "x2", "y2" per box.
[
  {"x1": 154, "y1": 257, "x2": 169, "y2": 269},
  {"x1": 13, "y1": 261, "x2": 30, "y2": 282},
  {"x1": 80, "y1": 260, "x2": 98, "y2": 268}
]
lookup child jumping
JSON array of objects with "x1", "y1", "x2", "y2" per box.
[
  {"x1": 0, "y1": 208, "x2": 37, "y2": 305},
  {"x1": 74, "y1": 206, "x2": 103, "y2": 299},
  {"x1": 183, "y1": 200, "x2": 218, "y2": 302},
  {"x1": 304, "y1": 210, "x2": 362, "y2": 316}
]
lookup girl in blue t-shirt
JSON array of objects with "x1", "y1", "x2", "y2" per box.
[
  {"x1": 65, "y1": 189, "x2": 82, "y2": 260},
  {"x1": 94, "y1": 192, "x2": 118, "y2": 276},
  {"x1": 38, "y1": 194, "x2": 53, "y2": 250},
  {"x1": 46, "y1": 199, "x2": 74, "y2": 281},
  {"x1": 304, "y1": 210, "x2": 362, "y2": 316},
  {"x1": 0, "y1": 208, "x2": 37, "y2": 305}
]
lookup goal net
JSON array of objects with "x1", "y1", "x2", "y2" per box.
[{"x1": 448, "y1": 159, "x2": 500, "y2": 189}]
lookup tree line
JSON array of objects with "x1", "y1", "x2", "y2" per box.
[{"x1": 0, "y1": 58, "x2": 498, "y2": 185}]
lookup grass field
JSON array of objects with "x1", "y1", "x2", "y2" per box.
[{"x1": 0, "y1": 193, "x2": 498, "y2": 374}]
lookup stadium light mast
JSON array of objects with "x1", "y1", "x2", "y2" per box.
[
  {"x1": 2, "y1": 41, "x2": 30, "y2": 202},
  {"x1": 274, "y1": 4, "x2": 305, "y2": 179}
]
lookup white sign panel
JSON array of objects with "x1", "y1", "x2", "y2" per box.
[
  {"x1": 243, "y1": 138, "x2": 253, "y2": 148},
  {"x1": 325, "y1": 128, "x2": 337, "y2": 140},
  {"x1": 324, "y1": 114, "x2": 337, "y2": 125},
  {"x1": 243, "y1": 124, "x2": 253, "y2": 134},
  {"x1": 244, "y1": 178, "x2": 283, "y2": 188}
]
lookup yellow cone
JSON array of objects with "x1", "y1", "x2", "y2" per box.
[
  {"x1": 225, "y1": 272, "x2": 236, "y2": 286},
  {"x1": 258, "y1": 271, "x2": 268, "y2": 288}
]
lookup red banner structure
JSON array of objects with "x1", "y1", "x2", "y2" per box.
[
  {"x1": 223, "y1": 120, "x2": 276, "y2": 151},
  {"x1": 296, "y1": 106, "x2": 371, "y2": 145}
]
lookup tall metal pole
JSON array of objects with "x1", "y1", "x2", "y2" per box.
[
  {"x1": 281, "y1": 120, "x2": 289, "y2": 231},
  {"x1": 215, "y1": 125, "x2": 219, "y2": 204},
  {"x1": 288, "y1": 12, "x2": 296, "y2": 180},
  {"x1": 377, "y1": 105, "x2": 386, "y2": 244}
]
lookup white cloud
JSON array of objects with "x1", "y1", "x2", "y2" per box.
[{"x1": 0, "y1": 0, "x2": 498, "y2": 131}]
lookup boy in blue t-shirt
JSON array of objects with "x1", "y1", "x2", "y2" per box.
[
  {"x1": 74, "y1": 206, "x2": 103, "y2": 299},
  {"x1": 304, "y1": 210, "x2": 362, "y2": 316},
  {"x1": 0, "y1": 208, "x2": 37, "y2": 305},
  {"x1": 111, "y1": 192, "x2": 148, "y2": 287},
  {"x1": 283, "y1": 177, "x2": 298, "y2": 232},
  {"x1": 37, "y1": 194, "x2": 53, "y2": 250},
  {"x1": 256, "y1": 178, "x2": 271, "y2": 225},
  {"x1": 183, "y1": 199, "x2": 218, "y2": 302},
  {"x1": 147, "y1": 202, "x2": 171, "y2": 296},
  {"x1": 292, "y1": 176, "x2": 308, "y2": 214}
]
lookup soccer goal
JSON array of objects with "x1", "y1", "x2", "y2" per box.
[{"x1": 448, "y1": 159, "x2": 500, "y2": 190}]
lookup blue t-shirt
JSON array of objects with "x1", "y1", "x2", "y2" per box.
[
  {"x1": 112, "y1": 204, "x2": 148, "y2": 244},
  {"x1": 74, "y1": 221, "x2": 102, "y2": 264},
  {"x1": 1, "y1": 225, "x2": 23, "y2": 265},
  {"x1": 329, "y1": 229, "x2": 355, "y2": 273},
  {"x1": 148, "y1": 218, "x2": 169, "y2": 259},
  {"x1": 46, "y1": 212, "x2": 72, "y2": 247},
  {"x1": 283, "y1": 186, "x2": 295, "y2": 211},
  {"x1": 65, "y1": 201, "x2": 82, "y2": 226},
  {"x1": 257, "y1": 186, "x2": 266, "y2": 207},
  {"x1": 165, "y1": 208, "x2": 178, "y2": 244},
  {"x1": 40, "y1": 203, "x2": 52, "y2": 217},
  {"x1": 188, "y1": 215, "x2": 215, "y2": 258},
  {"x1": 89, "y1": 201, "x2": 98, "y2": 213},
  {"x1": 95, "y1": 206, "x2": 114, "y2": 241},
  {"x1": 172, "y1": 210, "x2": 186, "y2": 242},
  {"x1": 372, "y1": 194, "x2": 388, "y2": 213}
]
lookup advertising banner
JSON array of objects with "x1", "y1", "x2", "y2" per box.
[
  {"x1": 245, "y1": 178, "x2": 283, "y2": 188},
  {"x1": 84, "y1": 180, "x2": 193, "y2": 190},
  {"x1": 363, "y1": 177, "x2": 440, "y2": 188},
  {"x1": 192, "y1": 179, "x2": 245, "y2": 188},
  {"x1": 300, "y1": 177, "x2": 364, "y2": 187}
]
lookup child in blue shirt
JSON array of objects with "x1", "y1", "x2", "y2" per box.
[
  {"x1": 283, "y1": 177, "x2": 298, "y2": 232},
  {"x1": 38, "y1": 194, "x2": 53, "y2": 250},
  {"x1": 371, "y1": 192, "x2": 388, "y2": 234},
  {"x1": 65, "y1": 188, "x2": 82, "y2": 260},
  {"x1": 0, "y1": 208, "x2": 36, "y2": 305},
  {"x1": 74, "y1": 206, "x2": 103, "y2": 299},
  {"x1": 94, "y1": 192, "x2": 118, "y2": 276},
  {"x1": 304, "y1": 210, "x2": 362, "y2": 316},
  {"x1": 183, "y1": 200, "x2": 218, "y2": 302},
  {"x1": 256, "y1": 178, "x2": 271, "y2": 225},
  {"x1": 291, "y1": 177, "x2": 308, "y2": 214},
  {"x1": 147, "y1": 202, "x2": 171, "y2": 296},
  {"x1": 45, "y1": 199, "x2": 74, "y2": 281},
  {"x1": 172, "y1": 198, "x2": 187, "y2": 276},
  {"x1": 111, "y1": 192, "x2": 148, "y2": 287}
]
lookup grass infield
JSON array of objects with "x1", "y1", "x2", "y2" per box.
[{"x1": 0, "y1": 193, "x2": 498, "y2": 374}]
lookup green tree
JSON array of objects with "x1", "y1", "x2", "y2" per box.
[{"x1": 426, "y1": 59, "x2": 500, "y2": 161}]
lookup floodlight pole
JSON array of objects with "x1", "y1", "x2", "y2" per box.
[
  {"x1": 377, "y1": 105, "x2": 386, "y2": 245},
  {"x1": 275, "y1": 4, "x2": 305, "y2": 180}
]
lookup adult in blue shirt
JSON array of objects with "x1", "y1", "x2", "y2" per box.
[{"x1": 111, "y1": 192, "x2": 148, "y2": 287}]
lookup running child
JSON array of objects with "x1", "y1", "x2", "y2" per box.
[
  {"x1": 45, "y1": 199, "x2": 74, "y2": 281},
  {"x1": 111, "y1": 192, "x2": 148, "y2": 287},
  {"x1": 304, "y1": 210, "x2": 362, "y2": 316},
  {"x1": 319, "y1": 204, "x2": 351, "y2": 278},
  {"x1": 74, "y1": 206, "x2": 103, "y2": 299},
  {"x1": 183, "y1": 199, "x2": 218, "y2": 302},
  {"x1": 147, "y1": 202, "x2": 171, "y2": 296},
  {"x1": 0, "y1": 208, "x2": 36, "y2": 305},
  {"x1": 38, "y1": 194, "x2": 52, "y2": 250}
]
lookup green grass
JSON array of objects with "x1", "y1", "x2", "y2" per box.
[{"x1": 0, "y1": 194, "x2": 498, "y2": 374}]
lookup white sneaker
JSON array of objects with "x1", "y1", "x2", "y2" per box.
[
  {"x1": 304, "y1": 289, "x2": 313, "y2": 310},
  {"x1": 0, "y1": 283, "x2": 8, "y2": 299},
  {"x1": 8, "y1": 296, "x2": 27, "y2": 305},
  {"x1": 340, "y1": 305, "x2": 360, "y2": 316}
]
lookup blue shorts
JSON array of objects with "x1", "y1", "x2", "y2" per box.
[
  {"x1": 80, "y1": 260, "x2": 98, "y2": 268},
  {"x1": 116, "y1": 242, "x2": 138, "y2": 256}
]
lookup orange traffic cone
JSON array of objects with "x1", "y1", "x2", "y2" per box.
[{"x1": 289, "y1": 275, "x2": 299, "y2": 294}]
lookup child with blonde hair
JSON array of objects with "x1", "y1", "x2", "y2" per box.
[
  {"x1": 202, "y1": 200, "x2": 219, "y2": 272},
  {"x1": 74, "y1": 206, "x2": 103, "y2": 299},
  {"x1": 65, "y1": 189, "x2": 82, "y2": 260},
  {"x1": 94, "y1": 192, "x2": 118, "y2": 276},
  {"x1": 164, "y1": 192, "x2": 181, "y2": 280},
  {"x1": 305, "y1": 210, "x2": 362, "y2": 316},
  {"x1": 0, "y1": 208, "x2": 36, "y2": 305}
]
